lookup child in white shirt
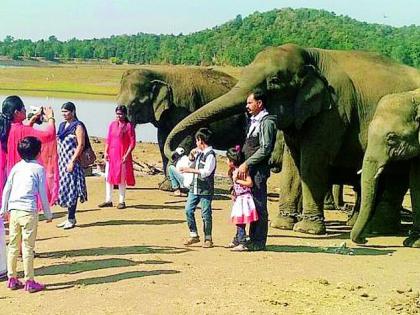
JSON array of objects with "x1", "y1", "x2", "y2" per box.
[{"x1": 0, "y1": 136, "x2": 53, "y2": 293}]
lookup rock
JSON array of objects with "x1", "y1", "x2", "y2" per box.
[{"x1": 319, "y1": 279, "x2": 329, "y2": 285}]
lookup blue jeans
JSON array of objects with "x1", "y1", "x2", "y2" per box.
[
  {"x1": 234, "y1": 224, "x2": 246, "y2": 245},
  {"x1": 185, "y1": 192, "x2": 212, "y2": 240},
  {"x1": 168, "y1": 165, "x2": 185, "y2": 189}
]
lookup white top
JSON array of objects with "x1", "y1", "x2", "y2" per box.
[
  {"x1": 0, "y1": 159, "x2": 52, "y2": 219},
  {"x1": 247, "y1": 109, "x2": 269, "y2": 137},
  {"x1": 191, "y1": 146, "x2": 216, "y2": 178},
  {"x1": 176, "y1": 155, "x2": 193, "y2": 188}
]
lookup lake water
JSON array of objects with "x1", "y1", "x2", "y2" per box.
[{"x1": 0, "y1": 95, "x2": 158, "y2": 143}]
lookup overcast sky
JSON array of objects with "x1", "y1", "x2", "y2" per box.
[{"x1": 1, "y1": 0, "x2": 419, "y2": 41}]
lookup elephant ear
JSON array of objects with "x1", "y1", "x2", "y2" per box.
[
  {"x1": 294, "y1": 65, "x2": 335, "y2": 130},
  {"x1": 151, "y1": 80, "x2": 173, "y2": 123}
]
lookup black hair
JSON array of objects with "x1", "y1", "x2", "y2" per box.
[
  {"x1": 195, "y1": 128, "x2": 212, "y2": 145},
  {"x1": 17, "y1": 136, "x2": 41, "y2": 161},
  {"x1": 0, "y1": 96, "x2": 25, "y2": 152},
  {"x1": 250, "y1": 88, "x2": 267, "y2": 107},
  {"x1": 115, "y1": 105, "x2": 130, "y2": 123},
  {"x1": 61, "y1": 102, "x2": 78, "y2": 120},
  {"x1": 226, "y1": 146, "x2": 243, "y2": 167}
]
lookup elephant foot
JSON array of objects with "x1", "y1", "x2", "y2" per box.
[
  {"x1": 323, "y1": 202, "x2": 336, "y2": 211},
  {"x1": 403, "y1": 230, "x2": 420, "y2": 248},
  {"x1": 351, "y1": 236, "x2": 368, "y2": 245},
  {"x1": 346, "y1": 210, "x2": 359, "y2": 227},
  {"x1": 293, "y1": 216, "x2": 326, "y2": 235},
  {"x1": 158, "y1": 178, "x2": 173, "y2": 191},
  {"x1": 271, "y1": 215, "x2": 297, "y2": 230}
]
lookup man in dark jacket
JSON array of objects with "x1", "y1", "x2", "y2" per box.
[{"x1": 238, "y1": 89, "x2": 276, "y2": 251}]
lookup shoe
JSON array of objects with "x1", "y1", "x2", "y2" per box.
[
  {"x1": 7, "y1": 277, "x2": 24, "y2": 290},
  {"x1": 224, "y1": 242, "x2": 238, "y2": 248},
  {"x1": 231, "y1": 244, "x2": 248, "y2": 252},
  {"x1": 56, "y1": 220, "x2": 68, "y2": 228},
  {"x1": 24, "y1": 280, "x2": 45, "y2": 293},
  {"x1": 63, "y1": 219, "x2": 76, "y2": 230},
  {"x1": 202, "y1": 240, "x2": 213, "y2": 248},
  {"x1": 117, "y1": 202, "x2": 126, "y2": 209},
  {"x1": 98, "y1": 201, "x2": 113, "y2": 208},
  {"x1": 183, "y1": 237, "x2": 200, "y2": 246}
]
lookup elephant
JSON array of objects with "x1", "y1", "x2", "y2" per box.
[
  {"x1": 116, "y1": 66, "x2": 294, "y2": 191},
  {"x1": 116, "y1": 67, "x2": 243, "y2": 181},
  {"x1": 351, "y1": 89, "x2": 420, "y2": 247},
  {"x1": 164, "y1": 43, "x2": 420, "y2": 235}
]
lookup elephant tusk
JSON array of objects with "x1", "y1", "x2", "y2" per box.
[
  {"x1": 374, "y1": 166, "x2": 384, "y2": 179},
  {"x1": 357, "y1": 169, "x2": 362, "y2": 175}
]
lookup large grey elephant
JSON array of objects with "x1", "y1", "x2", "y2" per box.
[
  {"x1": 164, "y1": 44, "x2": 420, "y2": 235},
  {"x1": 116, "y1": 67, "x2": 244, "y2": 177},
  {"x1": 351, "y1": 89, "x2": 420, "y2": 247}
]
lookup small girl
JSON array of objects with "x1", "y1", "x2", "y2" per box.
[{"x1": 225, "y1": 146, "x2": 258, "y2": 251}]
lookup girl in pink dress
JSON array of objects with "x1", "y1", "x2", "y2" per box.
[
  {"x1": 225, "y1": 146, "x2": 258, "y2": 251},
  {"x1": 98, "y1": 105, "x2": 136, "y2": 209}
]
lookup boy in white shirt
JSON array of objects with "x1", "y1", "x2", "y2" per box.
[{"x1": 0, "y1": 136, "x2": 53, "y2": 293}]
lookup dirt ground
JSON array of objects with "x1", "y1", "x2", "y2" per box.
[{"x1": 0, "y1": 142, "x2": 419, "y2": 315}]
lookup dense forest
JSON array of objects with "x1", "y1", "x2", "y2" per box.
[{"x1": 0, "y1": 8, "x2": 419, "y2": 67}]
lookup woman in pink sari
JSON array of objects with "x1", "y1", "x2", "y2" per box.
[
  {"x1": 0, "y1": 96, "x2": 58, "y2": 206},
  {"x1": 0, "y1": 96, "x2": 58, "y2": 269},
  {"x1": 98, "y1": 105, "x2": 136, "y2": 209}
]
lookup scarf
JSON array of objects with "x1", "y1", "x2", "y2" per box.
[{"x1": 57, "y1": 120, "x2": 91, "y2": 149}]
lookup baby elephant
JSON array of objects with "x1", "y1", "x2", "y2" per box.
[{"x1": 351, "y1": 88, "x2": 420, "y2": 247}]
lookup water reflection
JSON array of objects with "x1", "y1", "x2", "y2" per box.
[{"x1": 0, "y1": 95, "x2": 157, "y2": 143}]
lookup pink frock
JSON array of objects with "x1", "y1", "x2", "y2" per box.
[
  {"x1": 0, "y1": 122, "x2": 59, "y2": 206},
  {"x1": 230, "y1": 169, "x2": 258, "y2": 224},
  {"x1": 106, "y1": 120, "x2": 136, "y2": 186}
]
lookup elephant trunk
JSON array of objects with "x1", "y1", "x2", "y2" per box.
[
  {"x1": 351, "y1": 157, "x2": 384, "y2": 243},
  {"x1": 163, "y1": 86, "x2": 249, "y2": 158}
]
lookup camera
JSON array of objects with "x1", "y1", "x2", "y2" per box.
[{"x1": 27, "y1": 106, "x2": 44, "y2": 125}]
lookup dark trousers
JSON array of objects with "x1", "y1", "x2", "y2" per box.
[
  {"x1": 234, "y1": 224, "x2": 246, "y2": 244},
  {"x1": 68, "y1": 202, "x2": 77, "y2": 220},
  {"x1": 249, "y1": 168, "x2": 269, "y2": 247}
]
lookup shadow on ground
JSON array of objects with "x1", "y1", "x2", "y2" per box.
[
  {"x1": 38, "y1": 245, "x2": 190, "y2": 259},
  {"x1": 36, "y1": 258, "x2": 172, "y2": 276},
  {"x1": 266, "y1": 244, "x2": 395, "y2": 255},
  {"x1": 46, "y1": 269, "x2": 180, "y2": 291},
  {"x1": 77, "y1": 219, "x2": 184, "y2": 228}
]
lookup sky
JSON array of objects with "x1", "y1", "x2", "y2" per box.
[{"x1": 1, "y1": 0, "x2": 419, "y2": 41}]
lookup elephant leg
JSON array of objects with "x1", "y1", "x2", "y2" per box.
[
  {"x1": 346, "y1": 186, "x2": 361, "y2": 227},
  {"x1": 293, "y1": 148, "x2": 328, "y2": 235},
  {"x1": 366, "y1": 169, "x2": 407, "y2": 235},
  {"x1": 333, "y1": 184, "x2": 344, "y2": 208},
  {"x1": 323, "y1": 188, "x2": 336, "y2": 210},
  {"x1": 404, "y1": 159, "x2": 420, "y2": 248},
  {"x1": 157, "y1": 128, "x2": 173, "y2": 191},
  {"x1": 271, "y1": 146, "x2": 301, "y2": 230}
]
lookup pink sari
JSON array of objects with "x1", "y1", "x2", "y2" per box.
[
  {"x1": 106, "y1": 120, "x2": 136, "y2": 186},
  {"x1": 0, "y1": 122, "x2": 59, "y2": 206}
]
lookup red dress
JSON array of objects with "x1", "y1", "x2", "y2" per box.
[{"x1": 106, "y1": 120, "x2": 136, "y2": 186}]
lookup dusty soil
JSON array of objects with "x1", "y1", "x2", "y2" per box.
[{"x1": 0, "y1": 142, "x2": 419, "y2": 315}]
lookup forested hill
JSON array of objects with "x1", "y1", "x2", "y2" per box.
[{"x1": 0, "y1": 8, "x2": 419, "y2": 67}]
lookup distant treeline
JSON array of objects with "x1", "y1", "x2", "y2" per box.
[{"x1": 0, "y1": 8, "x2": 419, "y2": 67}]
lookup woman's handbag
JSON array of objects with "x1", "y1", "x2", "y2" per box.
[
  {"x1": 78, "y1": 123, "x2": 96, "y2": 168},
  {"x1": 79, "y1": 146, "x2": 96, "y2": 168}
]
